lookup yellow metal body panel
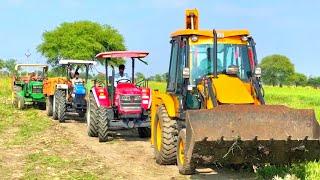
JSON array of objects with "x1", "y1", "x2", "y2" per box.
[
  {"x1": 150, "y1": 90, "x2": 177, "y2": 145},
  {"x1": 185, "y1": 9, "x2": 199, "y2": 30},
  {"x1": 171, "y1": 29, "x2": 249, "y2": 38},
  {"x1": 213, "y1": 75, "x2": 254, "y2": 104}
]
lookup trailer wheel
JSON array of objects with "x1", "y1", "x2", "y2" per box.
[
  {"x1": 153, "y1": 105, "x2": 178, "y2": 165},
  {"x1": 177, "y1": 129, "x2": 196, "y2": 175},
  {"x1": 56, "y1": 90, "x2": 66, "y2": 123},
  {"x1": 87, "y1": 93, "x2": 98, "y2": 137},
  {"x1": 138, "y1": 127, "x2": 151, "y2": 138},
  {"x1": 17, "y1": 96, "x2": 25, "y2": 110},
  {"x1": 97, "y1": 108, "x2": 112, "y2": 142},
  {"x1": 39, "y1": 102, "x2": 46, "y2": 110},
  {"x1": 52, "y1": 92, "x2": 58, "y2": 120},
  {"x1": 46, "y1": 96, "x2": 53, "y2": 116}
]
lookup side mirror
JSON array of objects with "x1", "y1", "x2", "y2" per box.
[
  {"x1": 254, "y1": 67, "x2": 261, "y2": 78},
  {"x1": 183, "y1": 67, "x2": 190, "y2": 78}
]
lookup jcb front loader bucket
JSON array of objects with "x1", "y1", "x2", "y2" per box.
[{"x1": 184, "y1": 105, "x2": 320, "y2": 168}]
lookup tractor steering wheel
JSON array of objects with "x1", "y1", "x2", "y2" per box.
[{"x1": 116, "y1": 79, "x2": 131, "y2": 84}]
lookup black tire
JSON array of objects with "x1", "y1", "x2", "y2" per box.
[
  {"x1": 39, "y1": 102, "x2": 46, "y2": 110},
  {"x1": 12, "y1": 86, "x2": 21, "y2": 107},
  {"x1": 153, "y1": 105, "x2": 178, "y2": 165},
  {"x1": 52, "y1": 92, "x2": 58, "y2": 120},
  {"x1": 177, "y1": 129, "x2": 196, "y2": 175},
  {"x1": 97, "y1": 108, "x2": 112, "y2": 142},
  {"x1": 46, "y1": 96, "x2": 53, "y2": 116},
  {"x1": 78, "y1": 111, "x2": 86, "y2": 118},
  {"x1": 17, "y1": 96, "x2": 25, "y2": 110},
  {"x1": 87, "y1": 93, "x2": 98, "y2": 137},
  {"x1": 56, "y1": 90, "x2": 66, "y2": 123},
  {"x1": 138, "y1": 127, "x2": 151, "y2": 138}
]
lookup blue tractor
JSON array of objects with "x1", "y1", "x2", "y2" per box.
[{"x1": 51, "y1": 60, "x2": 96, "y2": 123}]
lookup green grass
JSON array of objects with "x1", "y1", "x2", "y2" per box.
[{"x1": 24, "y1": 152, "x2": 107, "y2": 179}]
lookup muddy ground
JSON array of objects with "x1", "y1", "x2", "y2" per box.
[{"x1": 56, "y1": 113, "x2": 255, "y2": 180}]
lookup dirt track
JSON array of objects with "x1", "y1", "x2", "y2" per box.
[{"x1": 59, "y1": 114, "x2": 255, "y2": 180}]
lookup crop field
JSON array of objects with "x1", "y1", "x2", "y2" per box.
[{"x1": 0, "y1": 77, "x2": 319, "y2": 179}]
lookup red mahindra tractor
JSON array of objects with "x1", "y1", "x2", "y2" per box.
[{"x1": 87, "y1": 51, "x2": 152, "y2": 142}]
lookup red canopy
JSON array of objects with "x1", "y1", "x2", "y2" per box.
[{"x1": 95, "y1": 51, "x2": 149, "y2": 59}]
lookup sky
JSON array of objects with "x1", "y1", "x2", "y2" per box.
[{"x1": 0, "y1": 0, "x2": 320, "y2": 76}]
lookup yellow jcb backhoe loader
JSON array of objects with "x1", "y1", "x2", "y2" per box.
[{"x1": 151, "y1": 9, "x2": 320, "y2": 175}]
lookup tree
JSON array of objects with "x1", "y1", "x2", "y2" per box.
[
  {"x1": 0, "y1": 59, "x2": 4, "y2": 70},
  {"x1": 307, "y1": 76, "x2": 320, "y2": 88},
  {"x1": 260, "y1": 54, "x2": 294, "y2": 87},
  {"x1": 290, "y1": 73, "x2": 307, "y2": 87},
  {"x1": 37, "y1": 21, "x2": 126, "y2": 67},
  {"x1": 161, "y1": 72, "x2": 168, "y2": 82},
  {"x1": 4, "y1": 59, "x2": 17, "y2": 74},
  {"x1": 135, "y1": 72, "x2": 145, "y2": 80},
  {"x1": 154, "y1": 74, "x2": 162, "y2": 82}
]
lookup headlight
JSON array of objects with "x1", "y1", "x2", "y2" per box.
[
  {"x1": 134, "y1": 95, "x2": 141, "y2": 101},
  {"x1": 120, "y1": 95, "x2": 131, "y2": 101}
]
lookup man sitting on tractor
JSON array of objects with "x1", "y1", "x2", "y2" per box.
[
  {"x1": 71, "y1": 71, "x2": 83, "y2": 85},
  {"x1": 114, "y1": 64, "x2": 130, "y2": 86}
]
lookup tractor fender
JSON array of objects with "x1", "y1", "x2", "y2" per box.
[
  {"x1": 91, "y1": 86, "x2": 110, "y2": 108},
  {"x1": 153, "y1": 91, "x2": 176, "y2": 117}
]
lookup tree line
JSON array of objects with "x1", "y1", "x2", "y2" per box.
[{"x1": 0, "y1": 21, "x2": 318, "y2": 88}]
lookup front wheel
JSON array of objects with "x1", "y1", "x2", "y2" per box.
[
  {"x1": 97, "y1": 108, "x2": 113, "y2": 142},
  {"x1": 153, "y1": 105, "x2": 178, "y2": 165},
  {"x1": 177, "y1": 129, "x2": 195, "y2": 175},
  {"x1": 87, "y1": 93, "x2": 98, "y2": 137}
]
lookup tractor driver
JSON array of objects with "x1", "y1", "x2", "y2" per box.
[
  {"x1": 114, "y1": 64, "x2": 130, "y2": 86},
  {"x1": 71, "y1": 71, "x2": 83, "y2": 85}
]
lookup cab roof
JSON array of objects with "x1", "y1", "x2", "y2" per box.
[
  {"x1": 15, "y1": 64, "x2": 48, "y2": 70},
  {"x1": 95, "y1": 51, "x2": 149, "y2": 59},
  {"x1": 58, "y1": 59, "x2": 97, "y2": 65},
  {"x1": 171, "y1": 29, "x2": 250, "y2": 38}
]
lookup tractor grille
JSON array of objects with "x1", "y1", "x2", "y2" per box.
[
  {"x1": 120, "y1": 95, "x2": 141, "y2": 110},
  {"x1": 32, "y1": 86, "x2": 43, "y2": 93}
]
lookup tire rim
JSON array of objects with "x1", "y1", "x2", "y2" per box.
[
  {"x1": 178, "y1": 138, "x2": 185, "y2": 165},
  {"x1": 156, "y1": 120, "x2": 162, "y2": 151}
]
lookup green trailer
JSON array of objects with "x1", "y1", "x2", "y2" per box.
[{"x1": 12, "y1": 64, "x2": 48, "y2": 109}]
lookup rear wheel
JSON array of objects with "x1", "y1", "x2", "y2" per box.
[
  {"x1": 17, "y1": 96, "x2": 25, "y2": 110},
  {"x1": 97, "y1": 108, "x2": 112, "y2": 142},
  {"x1": 153, "y1": 105, "x2": 178, "y2": 165},
  {"x1": 56, "y1": 90, "x2": 66, "y2": 123},
  {"x1": 87, "y1": 93, "x2": 98, "y2": 137},
  {"x1": 12, "y1": 86, "x2": 21, "y2": 107},
  {"x1": 177, "y1": 129, "x2": 196, "y2": 175},
  {"x1": 46, "y1": 96, "x2": 53, "y2": 116},
  {"x1": 138, "y1": 127, "x2": 151, "y2": 138},
  {"x1": 52, "y1": 92, "x2": 58, "y2": 120}
]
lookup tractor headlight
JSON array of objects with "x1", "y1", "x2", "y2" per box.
[
  {"x1": 134, "y1": 95, "x2": 141, "y2": 101},
  {"x1": 120, "y1": 95, "x2": 131, "y2": 101}
]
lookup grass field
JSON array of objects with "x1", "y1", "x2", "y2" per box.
[{"x1": 0, "y1": 77, "x2": 319, "y2": 179}]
